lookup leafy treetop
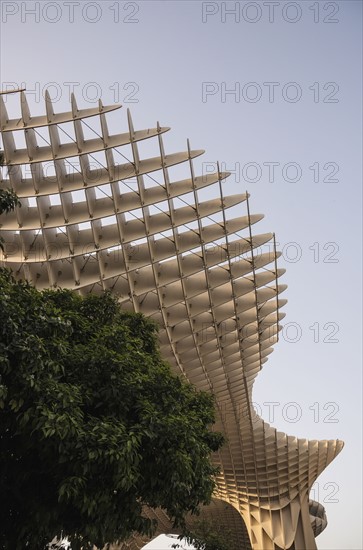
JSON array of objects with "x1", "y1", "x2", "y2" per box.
[
  {"x1": 0, "y1": 269, "x2": 223, "y2": 550},
  {"x1": 0, "y1": 188, "x2": 21, "y2": 216}
]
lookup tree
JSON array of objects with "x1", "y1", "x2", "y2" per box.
[
  {"x1": 0, "y1": 150, "x2": 21, "y2": 251},
  {"x1": 0, "y1": 188, "x2": 20, "y2": 216},
  {"x1": 0, "y1": 269, "x2": 224, "y2": 550},
  {"x1": 173, "y1": 519, "x2": 233, "y2": 550},
  {"x1": 0, "y1": 150, "x2": 20, "y2": 215}
]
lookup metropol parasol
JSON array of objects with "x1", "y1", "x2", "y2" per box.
[{"x1": 0, "y1": 89, "x2": 343, "y2": 550}]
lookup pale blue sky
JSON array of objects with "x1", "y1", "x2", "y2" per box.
[{"x1": 0, "y1": 1, "x2": 362, "y2": 548}]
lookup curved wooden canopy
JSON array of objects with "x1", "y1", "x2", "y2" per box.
[{"x1": 0, "y1": 90, "x2": 343, "y2": 550}]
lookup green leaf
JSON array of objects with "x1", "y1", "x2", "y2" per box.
[{"x1": 0, "y1": 268, "x2": 223, "y2": 549}]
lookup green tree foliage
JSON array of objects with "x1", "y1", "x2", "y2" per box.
[
  {"x1": 0, "y1": 150, "x2": 21, "y2": 250},
  {"x1": 0, "y1": 195, "x2": 21, "y2": 250},
  {"x1": 173, "y1": 519, "x2": 233, "y2": 550},
  {"x1": 0, "y1": 270, "x2": 224, "y2": 550},
  {"x1": 0, "y1": 188, "x2": 21, "y2": 217}
]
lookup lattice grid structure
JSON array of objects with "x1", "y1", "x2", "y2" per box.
[{"x1": 0, "y1": 89, "x2": 343, "y2": 550}]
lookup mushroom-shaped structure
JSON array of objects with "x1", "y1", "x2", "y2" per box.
[{"x1": 0, "y1": 89, "x2": 343, "y2": 550}]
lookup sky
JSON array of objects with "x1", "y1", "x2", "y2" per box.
[
  {"x1": 0, "y1": 1, "x2": 362, "y2": 549},
  {"x1": 143, "y1": 534, "x2": 194, "y2": 549}
]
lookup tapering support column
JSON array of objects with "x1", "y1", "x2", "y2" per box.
[{"x1": 242, "y1": 492, "x2": 317, "y2": 550}]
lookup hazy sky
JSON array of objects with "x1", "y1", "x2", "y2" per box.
[
  {"x1": 143, "y1": 534, "x2": 194, "y2": 549},
  {"x1": 0, "y1": 1, "x2": 362, "y2": 549}
]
